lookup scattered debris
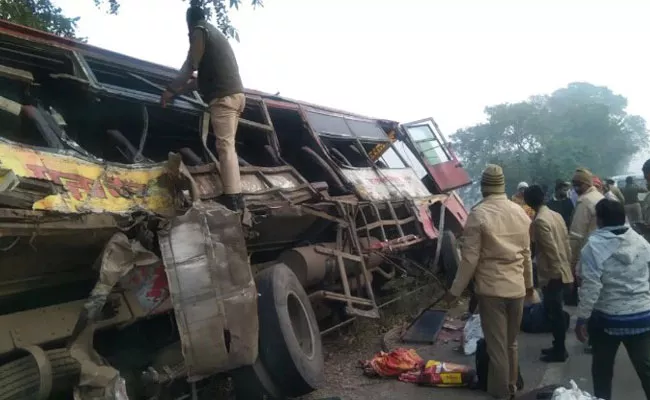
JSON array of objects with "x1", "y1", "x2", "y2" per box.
[
  {"x1": 400, "y1": 294, "x2": 447, "y2": 344},
  {"x1": 360, "y1": 348, "x2": 423, "y2": 378},
  {"x1": 68, "y1": 232, "x2": 159, "y2": 400},
  {"x1": 461, "y1": 314, "x2": 483, "y2": 355},
  {"x1": 553, "y1": 380, "x2": 601, "y2": 399},
  {"x1": 435, "y1": 316, "x2": 465, "y2": 344},
  {"x1": 400, "y1": 359, "x2": 477, "y2": 388},
  {"x1": 359, "y1": 348, "x2": 477, "y2": 389},
  {"x1": 401, "y1": 309, "x2": 447, "y2": 344}
]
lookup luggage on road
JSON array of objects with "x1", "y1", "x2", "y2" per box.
[
  {"x1": 400, "y1": 359, "x2": 476, "y2": 387},
  {"x1": 521, "y1": 302, "x2": 570, "y2": 334}
]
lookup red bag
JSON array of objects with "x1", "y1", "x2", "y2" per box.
[{"x1": 360, "y1": 348, "x2": 423, "y2": 377}]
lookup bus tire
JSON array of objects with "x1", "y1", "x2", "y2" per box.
[
  {"x1": 0, "y1": 348, "x2": 80, "y2": 400},
  {"x1": 232, "y1": 358, "x2": 285, "y2": 400},
  {"x1": 255, "y1": 263, "x2": 324, "y2": 397},
  {"x1": 439, "y1": 230, "x2": 460, "y2": 289}
]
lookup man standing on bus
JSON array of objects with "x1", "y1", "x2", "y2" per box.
[{"x1": 161, "y1": 5, "x2": 246, "y2": 213}]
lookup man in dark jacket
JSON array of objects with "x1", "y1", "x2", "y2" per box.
[
  {"x1": 547, "y1": 180, "x2": 574, "y2": 229},
  {"x1": 161, "y1": 6, "x2": 246, "y2": 212}
]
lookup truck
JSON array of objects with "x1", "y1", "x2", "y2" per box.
[{"x1": 0, "y1": 19, "x2": 472, "y2": 399}]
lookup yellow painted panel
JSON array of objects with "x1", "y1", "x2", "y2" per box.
[
  {"x1": 0, "y1": 142, "x2": 174, "y2": 215},
  {"x1": 368, "y1": 130, "x2": 396, "y2": 161}
]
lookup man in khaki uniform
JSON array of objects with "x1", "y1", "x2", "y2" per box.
[
  {"x1": 569, "y1": 168, "x2": 604, "y2": 278},
  {"x1": 524, "y1": 185, "x2": 573, "y2": 363},
  {"x1": 161, "y1": 6, "x2": 246, "y2": 212},
  {"x1": 623, "y1": 176, "x2": 646, "y2": 224},
  {"x1": 445, "y1": 164, "x2": 534, "y2": 399},
  {"x1": 568, "y1": 168, "x2": 604, "y2": 352}
]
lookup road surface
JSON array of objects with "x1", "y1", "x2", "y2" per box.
[{"x1": 537, "y1": 308, "x2": 645, "y2": 399}]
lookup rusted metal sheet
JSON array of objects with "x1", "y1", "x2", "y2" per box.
[
  {"x1": 418, "y1": 202, "x2": 438, "y2": 240},
  {"x1": 0, "y1": 140, "x2": 174, "y2": 216},
  {"x1": 341, "y1": 168, "x2": 432, "y2": 201},
  {"x1": 188, "y1": 163, "x2": 318, "y2": 206},
  {"x1": 0, "y1": 63, "x2": 34, "y2": 83},
  {"x1": 446, "y1": 191, "x2": 469, "y2": 228},
  {"x1": 407, "y1": 194, "x2": 450, "y2": 240},
  {"x1": 0, "y1": 209, "x2": 119, "y2": 236},
  {"x1": 67, "y1": 233, "x2": 158, "y2": 400},
  {"x1": 120, "y1": 264, "x2": 170, "y2": 314},
  {"x1": 0, "y1": 294, "x2": 133, "y2": 354},
  {"x1": 0, "y1": 95, "x2": 21, "y2": 115},
  {"x1": 158, "y1": 202, "x2": 258, "y2": 380}
]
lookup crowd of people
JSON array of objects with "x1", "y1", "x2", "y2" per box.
[{"x1": 445, "y1": 161, "x2": 650, "y2": 400}]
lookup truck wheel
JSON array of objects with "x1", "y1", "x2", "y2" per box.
[
  {"x1": 0, "y1": 348, "x2": 80, "y2": 400},
  {"x1": 256, "y1": 263, "x2": 324, "y2": 397},
  {"x1": 231, "y1": 358, "x2": 285, "y2": 400},
  {"x1": 439, "y1": 230, "x2": 460, "y2": 289}
]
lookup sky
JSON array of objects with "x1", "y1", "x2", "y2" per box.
[{"x1": 54, "y1": 0, "x2": 650, "y2": 171}]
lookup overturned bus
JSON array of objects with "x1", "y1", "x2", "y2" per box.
[{"x1": 0, "y1": 20, "x2": 472, "y2": 400}]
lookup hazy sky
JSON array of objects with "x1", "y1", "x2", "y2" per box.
[{"x1": 54, "y1": 0, "x2": 650, "y2": 170}]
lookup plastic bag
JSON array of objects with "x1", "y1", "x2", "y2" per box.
[
  {"x1": 552, "y1": 380, "x2": 602, "y2": 400},
  {"x1": 462, "y1": 314, "x2": 483, "y2": 355},
  {"x1": 399, "y1": 359, "x2": 476, "y2": 387}
]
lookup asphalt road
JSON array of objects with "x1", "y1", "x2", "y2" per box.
[
  {"x1": 307, "y1": 306, "x2": 646, "y2": 400},
  {"x1": 538, "y1": 308, "x2": 645, "y2": 399}
]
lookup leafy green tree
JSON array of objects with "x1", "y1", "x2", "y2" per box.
[
  {"x1": 452, "y1": 82, "x2": 649, "y2": 194},
  {"x1": 0, "y1": 0, "x2": 79, "y2": 37},
  {"x1": 0, "y1": 0, "x2": 262, "y2": 40}
]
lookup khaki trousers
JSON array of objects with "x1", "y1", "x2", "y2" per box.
[
  {"x1": 209, "y1": 93, "x2": 246, "y2": 194},
  {"x1": 478, "y1": 295, "x2": 525, "y2": 398}
]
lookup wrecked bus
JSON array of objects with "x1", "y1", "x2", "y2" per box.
[{"x1": 0, "y1": 19, "x2": 471, "y2": 399}]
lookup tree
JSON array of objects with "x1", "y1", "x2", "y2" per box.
[
  {"x1": 0, "y1": 0, "x2": 79, "y2": 37},
  {"x1": 452, "y1": 82, "x2": 649, "y2": 194},
  {"x1": 0, "y1": 0, "x2": 262, "y2": 40}
]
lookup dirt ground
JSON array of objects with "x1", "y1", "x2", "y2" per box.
[
  {"x1": 301, "y1": 288, "x2": 484, "y2": 400},
  {"x1": 301, "y1": 290, "x2": 549, "y2": 400}
]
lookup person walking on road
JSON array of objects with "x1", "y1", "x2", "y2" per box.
[
  {"x1": 161, "y1": 5, "x2": 246, "y2": 212},
  {"x1": 445, "y1": 164, "x2": 534, "y2": 400},
  {"x1": 575, "y1": 199, "x2": 650, "y2": 400},
  {"x1": 524, "y1": 185, "x2": 573, "y2": 363},
  {"x1": 622, "y1": 176, "x2": 647, "y2": 225}
]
